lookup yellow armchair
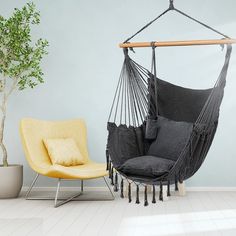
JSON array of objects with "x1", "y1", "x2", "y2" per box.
[{"x1": 20, "y1": 118, "x2": 114, "y2": 207}]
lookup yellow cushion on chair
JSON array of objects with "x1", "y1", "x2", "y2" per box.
[{"x1": 43, "y1": 138, "x2": 85, "y2": 166}]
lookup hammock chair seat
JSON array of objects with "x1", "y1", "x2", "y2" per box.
[{"x1": 113, "y1": 115, "x2": 194, "y2": 179}]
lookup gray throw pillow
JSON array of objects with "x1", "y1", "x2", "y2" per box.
[
  {"x1": 120, "y1": 155, "x2": 175, "y2": 178},
  {"x1": 147, "y1": 116, "x2": 193, "y2": 161}
]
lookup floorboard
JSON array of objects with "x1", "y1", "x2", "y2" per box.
[{"x1": 0, "y1": 190, "x2": 236, "y2": 235}]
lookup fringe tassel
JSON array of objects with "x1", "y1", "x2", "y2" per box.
[
  {"x1": 120, "y1": 179, "x2": 124, "y2": 198},
  {"x1": 108, "y1": 161, "x2": 112, "y2": 179},
  {"x1": 114, "y1": 172, "x2": 119, "y2": 192},
  {"x1": 152, "y1": 185, "x2": 156, "y2": 204},
  {"x1": 111, "y1": 167, "x2": 114, "y2": 185},
  {"x1": 135, "y1": 185, "x2": 140, "y2": 204},
  {"x1": 159, "y1": 182, "x2": 163, "y2": 201},
  {"x1": 144, "y1": 186, "x2": 148, "y2": 206},
  {"x1": 128, "y1": 183, "x2": 132, "y2": 203},
  {"x1": 106, "y1": 149, "x2": 109, "y2": 171},
  {"x1": 175, "y1": 179, "x2": 178, "y2": 191},
  {"x1": 167, "y1": 180, "x2": 171, "y2": 197}
]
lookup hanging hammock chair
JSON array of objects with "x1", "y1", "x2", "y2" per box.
[{"x1": 106, "y1": 0, "x2": 235, "y2": 205}]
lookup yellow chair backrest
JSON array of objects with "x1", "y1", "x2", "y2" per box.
[{"x1": 20, "y1": 118, "x2": 90, "y2": 172}]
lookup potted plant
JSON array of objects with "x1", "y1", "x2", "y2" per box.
[{"x1": 0, "y1": 2, "x2": 48, "y2": 198}]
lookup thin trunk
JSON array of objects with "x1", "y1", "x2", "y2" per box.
[
  {"x1": 1, "y1": 143, "x2": 8, "y2": 167},
  {"x1": 0, "y1": 77, "x2": 18, "y2": 166},
  {"x1": 0, "y1": 93, "x2": 7, "y2": 167}
]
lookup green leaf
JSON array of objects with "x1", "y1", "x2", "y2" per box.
[{"x1": 0, "y1": 1, "x2": 48, "y2": 90}]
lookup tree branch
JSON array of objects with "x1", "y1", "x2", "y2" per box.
[{"x1": 6, "y1": 77, "x2": 19, "y2": 99}]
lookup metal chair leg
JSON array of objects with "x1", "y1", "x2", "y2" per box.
[
  {"x1": 54, "y1": 178, "x2": 82, "y2": 208},
  {"x1": 81, "y1": 180, "x2": 84, "y2": 193},
  {"x1": 25, "y1": 173, "x2": 39, "y2": 199},
  {"x1": 54, "y1": 178, "x2": 61, "y2": 207},
  {"x1": 25, "y1": 173, "x2": 114, "y2": 207},
  {"x1": 103, "y1": 176, "x2": 115, "y2": 200}
]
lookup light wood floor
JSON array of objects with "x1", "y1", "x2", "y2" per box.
[{"x1": 1, "y1": 190, "x2": 236, "y2": 236}]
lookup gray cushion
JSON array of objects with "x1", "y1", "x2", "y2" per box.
[
  {"x1": 120, "y1": 155, "x2": 175, "y2": 178},
  {"x1": 147, "y1": 116, "x2": 193, "y2": 161}
]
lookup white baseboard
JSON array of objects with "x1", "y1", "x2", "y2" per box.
[
  {"x1": 21, "y1": 186, "x2": 236, "y2": 192},
  {"x1": 21, "y1": 186, "x2": 108, "y2": 192},
  {"x1": 186, "y1": 187, "x2": 236, "y2": 191}
]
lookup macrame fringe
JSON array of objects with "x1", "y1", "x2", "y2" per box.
[
  {"x1": 152, "y1": 185, "x2": 156, "y2": 203},
  {"x1": 175, "y1": 179, "x2": 178, "y2": 191},
  {"x1": 144, "y1": 185, "x2": 148, "y2": 206},
  {"x1": 135, "y1": 185, "x2": 140, "y2": 204},
  {"x1": 159, "y1": 181, "x2": 163, "y2": 201},
  {"x1": 167, "y1": 180, "x2": 171, "y2": 197},
  {"x1": 114, "y1": 172, "x2": 119, "y2": 192},
  {"x1": 108, "y1": 161, "x2": 112, "y2": 179},
  {"x1": 111, "y1": 167, "x2": 114, "y2": 185},
  {"x1": 128, "y1": 182, "x2": 132, "y2": 203},
  {"x1": 106, "y1": 149, "x2": 109, "y2": 171},
  {"x1": 120, "y1": 179, "x2": 124, "y2": 198}
]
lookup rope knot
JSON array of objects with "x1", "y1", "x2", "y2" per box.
[
  {"x1": 169, "y1": 0, "x2": 174, "y2": 10},
  {"x1": 151, "y1": 41, "x2": 156, "y2": 49},
  {"x1": 123, "y1": 48, "x2": 128, "y2": 56}
]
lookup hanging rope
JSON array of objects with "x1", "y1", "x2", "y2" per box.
[
  {"x1": 174, "y1": 7, "x2": 229, "y2": 39},
  {"x1": 123, "y1": 0, "x2": 229, "y2": 45},
  {"x1": 123, "y1": 8, "x2": 170, "y2": 43},
  {"x1": 108, "y1": 52, "x2": 150, "y2": 127},
  {"x1": 151, "y1": 44, "x2": 158, "y2": 118}
]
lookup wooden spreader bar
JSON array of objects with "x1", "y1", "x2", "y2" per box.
[{"x1": 119, "y1": 38, "x2": 236, "y2": 48}]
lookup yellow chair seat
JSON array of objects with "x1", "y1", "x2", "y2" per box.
[{"x1": 37, "y1": 161, "x2": 107, "y2": 179}]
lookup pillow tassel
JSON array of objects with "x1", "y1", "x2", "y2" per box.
[
  {"x1": 120, "y1": 179, "x2": 124, "y2": 198},
  {"x1": 167, "y1": 180, "x2": 171, "y2": 196},
  {"x1": 144, "y1": 185, "x2": 148, "y2": 206},
  {"x1": 128, "y1": 182, "x2": 132, "y2": 203},
  {"x1": 135, "y1": 185, "x2": 140, "y2": 204},
  {"x1": 152, "y1": 185, "x2": 156, "y2": 203},
  {"x1": 159, "y1": 181, "x2": 163, "y2": 201},
  {"x1": 114, "y1": 172, "x2": 119, "y2": 192}
]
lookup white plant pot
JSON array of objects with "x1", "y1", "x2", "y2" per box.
[{"x1": 0, "y1": 165, "x2": 23, "y2": 198}]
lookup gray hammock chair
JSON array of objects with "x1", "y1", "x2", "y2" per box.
[{"x1": 106, "y1": 0, "x2": 233, "y2": 205}]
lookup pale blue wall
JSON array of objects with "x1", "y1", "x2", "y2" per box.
[{"x1": 1, "y1": 0, "x2": 236, "y2": 187}]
